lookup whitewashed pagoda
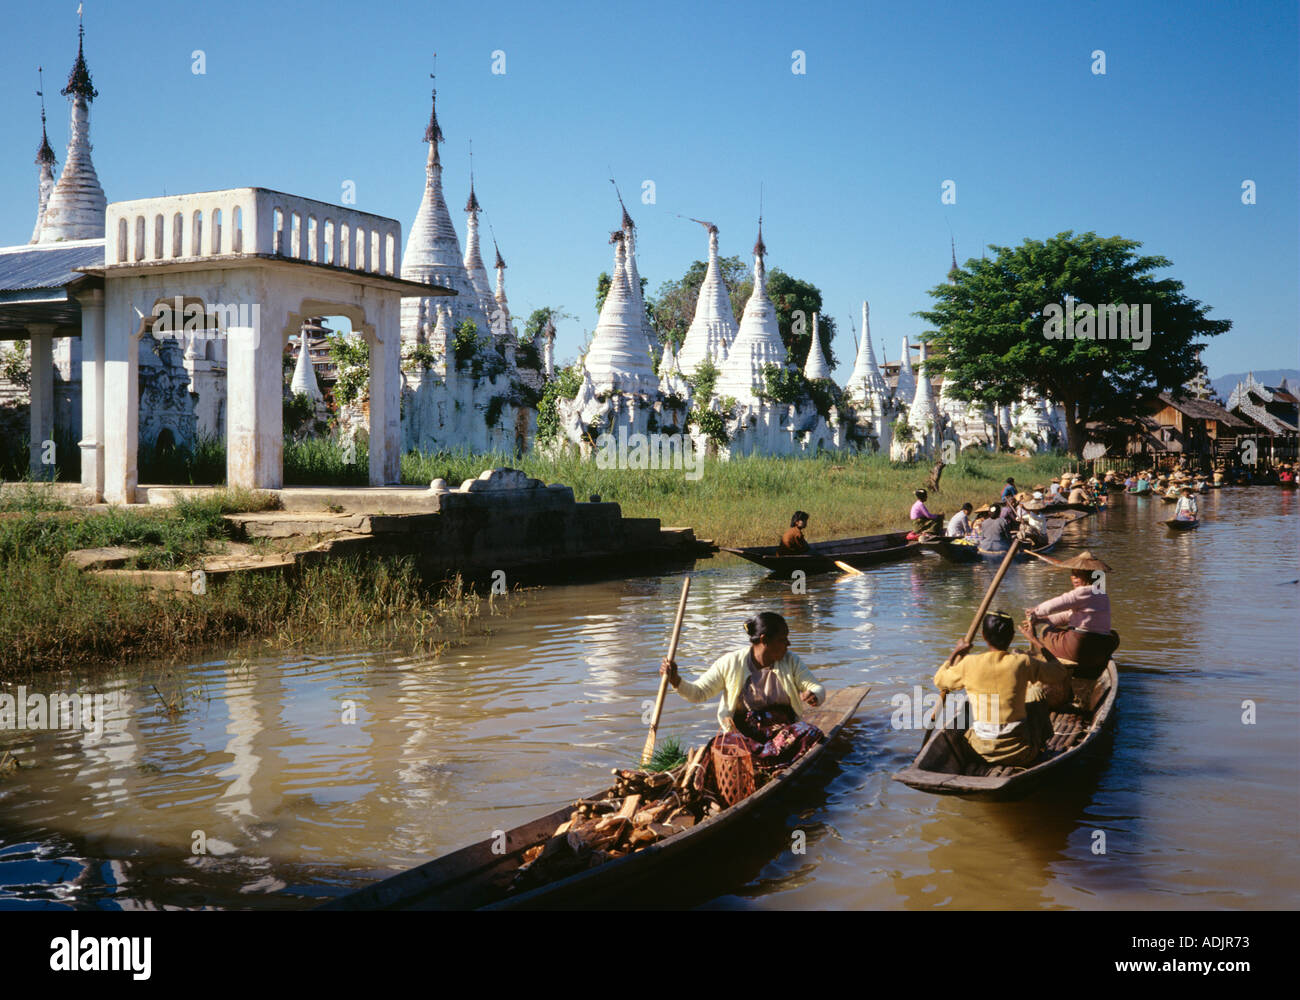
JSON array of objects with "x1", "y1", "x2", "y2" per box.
[
  {"x1": 676, "y1": 221, "x2": 736, "y2": 376},
  {"x1": 842, "y1": 301, "x2": 893, "y2": 453},
  {"x1": 37, "y1": 21, "x2": 106, "y2": 243},
  {"x1": 398, "y1": 77, "x2": 538, "y2": 453}
]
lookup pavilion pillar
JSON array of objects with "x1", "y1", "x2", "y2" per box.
[
  {"x1": 27, "y1": 324, "x2": 56, "y2": 479},
  {"x1": 102, "y1": 292, "x2": 140, "y2": 504},
  {"x1": 227, "y1": 318, "x2": 283, "y2": 490},
  {"x1": 368, "y1": 296, "x2": 401, "y2": 485},
  {"x1": 76, "y1": 288, "x2": 106, "y2": 501}
]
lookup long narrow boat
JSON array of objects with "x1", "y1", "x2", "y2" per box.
[
  {"x1": 319, "y1": 684, "x2": 871, "y2": 910},
  {"x1": 1127, "y1": 485, "x2": 1152, "y2": 496},
  {"x1": 1280, "y1": 481, "x2": 1298, "y2": 491},
  {"x1": 975, "y1": 517, "x2": 1070, "y2": 561},
  {"x1": 892, "y1": 662, "x2": 1118, "y2": 800},
  {"x1": 721, "y1": 531, "x2": 920, "y2": 577},
  {"x1": 1163, "y1": 517, "x2": 1199, "y2": 531}
]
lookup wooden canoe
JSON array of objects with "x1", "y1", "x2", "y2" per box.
[
  {"x1": 1280, "y1": 481, "x2": 1298, "y2": 490},
  {"x1": 721, "y1": 531, "x2": 921, "y2": 577},
  {"x1": 318, "y1": 684, "x2": 871, "y2": 911},
  {"x1": 974, "y1": 518, "x2": 1069, "y2": 561},
  {"x1": 921, "y1": 537, "x2": 982, "y2": 563},
  {"x1": 892, "y1": 662, "x2": 1118, "y2": 800},
  {"x1": 1127, "y1": 486, "x2": 1152, "y2": 495},
  {"x1": 1163, "y1": 517, "x2": 1199, "y2": 530}
]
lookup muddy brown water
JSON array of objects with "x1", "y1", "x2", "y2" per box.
[{"x1": 1, "y1": 488, "x2": 1296, "y2": 909}]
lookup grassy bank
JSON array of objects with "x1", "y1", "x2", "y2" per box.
[
  {"x1": 402, "y1": 449, "x2": 1074, "y2": 546},
  {"x1": 113, "y1": 433, "x2": 1076, "y2": 546},
  {"x1": 0, "y1": 487, "x2": 508, "y2": 678}
]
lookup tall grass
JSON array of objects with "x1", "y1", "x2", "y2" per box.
[{"x1": 401, "y1": 447, "x2": 1070, "y2": 545}]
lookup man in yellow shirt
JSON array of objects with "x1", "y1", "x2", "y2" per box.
[{"x1": 932, "y1": 612, "x2": 1069, "y2": 768}]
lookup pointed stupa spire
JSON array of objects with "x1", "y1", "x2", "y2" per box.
[
  {"x1": 38, "y1": 15, "x2": 106, "y2": 242},
  {"x1": 895, "y1": 336, "x2": 917, "y2": 406},
  {"x1": 581, "y1": 230, "x2": 657, "y2": 395},
  {"x1": 461, "y1": 143, "x2": 495, "y2": 313},
  {"x1": 401, "y1": 67, "x2": 494, "y2": 349},
  {"x1": 714, "y1": 219, "x2": 788, "y2": 404},
  {"x1": 948, "y1": 237, "x2": 959, "y2": 284},
  {"x1": 846, "y1": 300, "x2": 888, "y2": 401},
  {"x1": 804, "y1": 313, "x2": 832, "y2": 381},
  {"x1": 678, "y1": 220, "x2": 738, "y2": 374},
  {"x1": 616, "y1": 191, "x2": 657, "y2": 355},
  {"x1": 290, "y1": 328, "x2": 323, "y2": 402},
  {"x1": 30, "y1": 68, "x2": 58, "y2": 244},
  {"x1": 658, "y1": 340, "x2": 688, "y2": 398},
  {"x1": 492, "y1": 234, "x2": 511, "y2": 336}
]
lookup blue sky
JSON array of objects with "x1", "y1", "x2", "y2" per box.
[{"x1": 3, "y1": 0, "x2": 1296, "y2": 381}]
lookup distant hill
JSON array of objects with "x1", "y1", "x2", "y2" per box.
[{"x1": 1211, "y1": 369, "x2": 1300, "y2": 401}]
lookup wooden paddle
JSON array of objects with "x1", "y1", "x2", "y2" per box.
[
  {"x1": 834, "y1": 560, "x2": 863, "y2": 576},
  {"x1": 922, "y1": 534, "x2": 1024, "y2": 749},
  {"x1": 641, "y1": 576, "x2": 692, "y2": 766}
]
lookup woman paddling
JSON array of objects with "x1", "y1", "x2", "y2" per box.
[{"x1": 660, "y1": 612, "x2": 824, "y2": 758}]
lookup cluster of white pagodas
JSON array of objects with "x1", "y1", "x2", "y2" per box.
[
  {"x1": 554, "y1": 216, "x2": 1071, "y2": 463},
  {"x1": 559, "y1": 219, "x2": 855, "y2": 458},
  {"x1": 397, "y1": 84, "x2": 548, "y2": 454}
]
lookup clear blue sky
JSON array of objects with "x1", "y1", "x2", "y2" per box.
[{"x1": 3, "y1": 0, "x2": 1296, "y2": 381}]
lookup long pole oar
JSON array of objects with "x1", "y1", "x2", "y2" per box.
[
  {"x1": 641, "y1": 576, "x2": 691, "y2": 766},
  {"x1": 922, "y1": 534, "x2": 1024, "y2": 749}
]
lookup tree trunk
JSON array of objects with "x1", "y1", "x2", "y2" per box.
[{"x1": 1062, "y1": 396, "x2": 1088, "y2": 459}]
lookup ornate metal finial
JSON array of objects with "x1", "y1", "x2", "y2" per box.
[
  {"x1": 488, "y1": 223, "x2": 505, "y2": 270},
  {"x1": 423, "y1": 54, "x2": 442, "y2": 144},
  {"x1": 35, "y1": 67, "x2": 55, "y2": 166},
  {"x1": 753, "y1": 185, "x2": 766, "y2": 258},
  {"x1": 688, "y1": 217, "x2": 718, "y2": 236},
  {"x1": 949, "y1": 236, "x2": 959, "y2": 281},
  {"x1": 610, "y1": 176, "x2": 633, "y2": 231},
  {"x1": 465, "y1": 139, "x2": 481, "y2": 213},
  {"x1": 63, "y1": 5, "x2": 97, "y2": 102}
]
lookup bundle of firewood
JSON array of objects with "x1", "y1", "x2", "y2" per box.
[{"x1": 509, "y1": 745, "x2": 731, "y2": 893}]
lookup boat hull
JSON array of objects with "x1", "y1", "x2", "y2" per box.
[
  {"x1": 892, "y1": 662, "x2": 1119, "y2": 801},
  {"x1": 721, "y1": 532, "x2": 921, "y2": 577},
  {"x1": 319, "y1": 685, "x2": 871, "y2": 910},
  {"x1": 1163, "y1": 518, "x2": 1199, "y2": 530}
]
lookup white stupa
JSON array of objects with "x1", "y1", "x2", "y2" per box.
[
  {"x1": 581, "y1": 232, "x2": 658, "y2": 395},
  {"x1": 37, "y1": 20, "x2": 107, "y2": 243},
  {"x1": 677, "y1": 222, "x2": 737, "y2": 375},
  {"x1": 845, "y1": 302, "x2": 888, "y2": 401},
  {"x1": 804, "y1": 313, "x2": 832, "y2": 381},
  {"x1": 714, "y1": 225, "x2": 789, "y2": 405},
  {"x1": 462, "y1": 176, "x2": 498, "y2": 324},
  {"x1": 908, "y1": 340, "x2": 938, "y2": 443},
  {"x1": 620, "y1": 207, "x2": 657, "y2": 356},
  {"x1": 29, "y1": 80, "x2": 58, "y2": 244},
  {"x1": 894, "y1": 336, "x2": 917, "y2": 407},
  {"x1": 400, "y1": 84, "x2": 494, "y2": 343}
]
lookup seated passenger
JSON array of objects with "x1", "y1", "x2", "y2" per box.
[
  {"x1": 910, "y1": 490, "x2": 943, "y2": 537},
  {"x1": 932, "y1": 612, "x2": 1069, "y2": 768},
  {"x1": 946, "y1": 503, "x2": 974, "y2": 538},
  {"x1": 779, "y1": 511, "x2": 811, "y2": 553},
  {"x1": 660, "y1": 611, "x2": 824, "y2": 735}
]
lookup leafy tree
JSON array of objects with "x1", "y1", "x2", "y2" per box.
[
  {"x1": 766, "y1": 268, "x2": 836, "y2": 371},
  {"x1": 328, "y1": 334, "x2": 370, "y2": 407},
  {"x1": 523, "y1": 306, "x2": 573, "y2": 345},
  {"x1": 916, "y1": 231, "x2": 1231, "y2": 457}
]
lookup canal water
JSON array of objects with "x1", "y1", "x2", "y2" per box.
[{"x1": 2, "y1": 488, "x2": 1296, "y2": 909}]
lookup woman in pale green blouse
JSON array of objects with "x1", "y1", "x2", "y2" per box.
[{"x1": 660, "y1": 612, "x2": 824, "y2": 733}]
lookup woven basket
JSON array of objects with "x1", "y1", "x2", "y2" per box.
[{"x1": 710, "y1": 733, "x2": 755, "y2": 806}]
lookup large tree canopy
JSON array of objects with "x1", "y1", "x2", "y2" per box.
[
  {"x1": 767, "y1": 268, "x2": 837, "y2": 371},
  {"x1": 916, "y1": 231, "x2": 1231, "y2": 457}
]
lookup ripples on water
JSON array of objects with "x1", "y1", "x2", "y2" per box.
[{"x1": 1, "y1": 488, "x2": 1296, "y2": 909}]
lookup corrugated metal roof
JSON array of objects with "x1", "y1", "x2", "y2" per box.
[{"x1": 0, "y1": 241, "x2": 105, "y2": 294}]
